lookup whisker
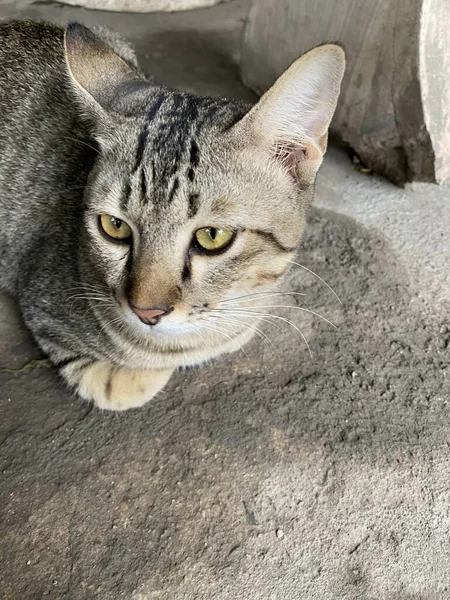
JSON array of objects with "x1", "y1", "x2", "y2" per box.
[
  {"x1": 63, "y1": 284, "x2": 109, "y2": 293},
  {"x1": 285, "y1": 259, "x2": 342, "y2": 304},
  {"x1": 66, "y1": 294, "x2": 111, "y2": 302},
  {"x1": 61, "y1": 283, "x2": 111, "y2": 302},
  {"x1": 213, "y1": 305, "x2": 337, "y2": 329},
  {"x1": 201, "y1": 322, "x2": 250, "y2": 360},
  {"x1": 222, "y1": 291, "x2": 305, "y2": 304},
  {"x1": 201, "y1": 322, "x2": 234, "y2": 343},
  {"x1": 67, "y1": 296, "x2": 114, "y2": 317},
  {"x1": 207, "y1": 310, "x2": 285, "y2": 335},
  {"x1": 96, "y1": 315, "x2": 125, "y2": 348},
  {"x1": 205, "y1": 314, "x2": 273, "y2": 347},
  {"x1": 211, "y1": 309, "x2": 312, "y2": 357},
  {"x1": 80, "y1": 302, "x2": 113, "y2": 320},
  {"x1": 63, "y1": 283, "x2": 106, "y2": 291}
]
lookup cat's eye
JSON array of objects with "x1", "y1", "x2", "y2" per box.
[
  {"x1": 99, "y1": 214, "x2": 132, "y2": 242},
  {"x1": 194, "y1": 226, "x2": 235, "y2": 253}
]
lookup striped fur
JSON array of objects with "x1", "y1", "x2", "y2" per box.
[{"x1": 0, "y1": 21, "x2": 344, "y2": 410}]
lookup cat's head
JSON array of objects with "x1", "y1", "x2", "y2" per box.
[{"x1": 64, "y1": 24, "x2": 345, "y2": 356}]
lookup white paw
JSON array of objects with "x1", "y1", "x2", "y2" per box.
[{"x1": 66, "y1": 361, "x2": 173, "y2": 411}]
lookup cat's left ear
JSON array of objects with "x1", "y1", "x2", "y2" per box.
[
  {"x1": 237, "y1": 44, "x2": 345, "y2": 183},
  {"x1": 64, "y1": 22, "x2": 142, "y2": 112}
]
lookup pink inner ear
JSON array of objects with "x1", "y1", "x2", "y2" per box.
[{"x1": 274, "y1": 141, "x2": 309, "y2": 179}]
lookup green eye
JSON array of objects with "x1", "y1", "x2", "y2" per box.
[
  {"x1": 99, "y1": 214, "x2": 132, "y2": 241},
  {"x1": 194, "y1": 226, "x2": 235, "y2": 252}
]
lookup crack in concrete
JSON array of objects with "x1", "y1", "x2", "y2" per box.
[{"x1": 0, "y1": 358, "x2": 52, "y2": 375}]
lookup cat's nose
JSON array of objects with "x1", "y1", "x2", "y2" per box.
[{"x1": 130, "y1": 304, "x2": 174, "y2": 326}]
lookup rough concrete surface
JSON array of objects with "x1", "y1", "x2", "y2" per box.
[{"x1": 0, "y1": 1, "x2": 449, "y2": 599}]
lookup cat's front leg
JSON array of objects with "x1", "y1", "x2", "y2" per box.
[{"x1": 61, "y1": 360, "x2": 174, "y2": 411}]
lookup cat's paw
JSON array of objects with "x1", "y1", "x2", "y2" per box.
[{"x1": 62, "y1": 361, "x2": 174, "y2": 411}]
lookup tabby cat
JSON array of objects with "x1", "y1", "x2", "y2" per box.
[{"x1": 0, "y1": 20, "x2": 345, "y2": 410}]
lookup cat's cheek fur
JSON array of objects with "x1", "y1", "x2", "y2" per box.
[{"x1": 61, "y1": 359, "x2": 174, "y2": 411}]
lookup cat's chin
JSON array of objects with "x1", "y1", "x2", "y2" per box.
[
  {"x1": 129, "y1": 317, "x2": 245, "y2": 351},
  {"x1": 104, "y1": 310, "x2": 256, "y2": 370},
  {"x1": 128, "y1": 325, "x2": 255, "y2": 371},
  {"x1": 95, "y1": 299, "x2": 257, "y2": 367}
]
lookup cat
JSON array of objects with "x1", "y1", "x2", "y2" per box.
[{"x1": 0, "y1": 20, "x2": 345, "y2": 410}]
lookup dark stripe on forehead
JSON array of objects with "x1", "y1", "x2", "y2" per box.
[
  {"x1": 125, "y1": 93, "x2": 167, "y2": 206},
  {"x1": 121, "y1": 180, "x2": 132, "y2": 209},
  {"x1": 150, "y1": 94, "x2": 201, "y2": 203},
  {"x1": 188, "y1": 193, "x2": 199, "y2": 219},
  {"x1": 189, "y1": 139, "x2": 200, "y2": 167},
  {"x1": 132, "y1": 125, "x2": 149, "y2": 173},
  {"x1": 140, "y1": 167, "x2": 148, "y2": 203},
  {"x1": 148, "y1": 93, "x2": 166, "y2": 121},
  {"x1": 168, "y1": 176, "x2": 179, "y2": 203},
  {"x1": 250, "y1": 229, "x2": 296, "y2": 253},
  {"x1": 180, "y1": 94, "x2": 200, "y2": 121},
  {"x1": 159, "y1": 94, "x2": 198, "y2": 147},
  {"x1": 159, "y1": 122, "x2": 184, "y2": 185},
  {"x1": 187, "y1": 139, "x2": 199, "y2": 183}
]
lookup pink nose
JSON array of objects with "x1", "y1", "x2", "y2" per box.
[{"x1": 131, "y1": 304, "x2": 173, "y2": 325}]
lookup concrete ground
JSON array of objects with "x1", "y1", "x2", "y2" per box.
[{"x1": 1, "y1": 1, "x2": 449, "y2": 598}]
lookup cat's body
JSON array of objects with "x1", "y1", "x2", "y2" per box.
[
  {"x1": 0, "y1": 21, "x2": 248, "y2": 365},
  {"x1": 0, "y1": 20, "x2": 344, "y2": 409}
]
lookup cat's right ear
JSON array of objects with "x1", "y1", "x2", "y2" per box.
[
  {"x1": 64, "y1": 22, "x2": 141, "y2": 113},
  {"x1": 233, "y1": 44, "x2": 345, "y2": 185}
]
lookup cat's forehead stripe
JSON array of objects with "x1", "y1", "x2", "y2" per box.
[
  {"x1": 187, "y1": 139, "x2": 199, "y2": 183},
  {"x1": 131, "y1": 124, "x2": 150, "y2": 174},
  {"x1": 188, "y1": 193, "x2": 200, "y2": 219},
  {"x1": 121, "y1": 180, "x2": 132, "y2": 209},
  {"x1": 147, "y1": 92, "x2": 167, "y2": 122},
  {"x1": 122, "y1": 92, "x2": 249, "y2": 211},
  {"x1": 167, "y1": 176, "x2": 179, "y2": 204},
  {"x1": 140, "y1": 168, "x2": 147, "y2": 204}
]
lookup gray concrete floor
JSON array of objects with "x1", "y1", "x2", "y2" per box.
[{"x1": 1, "y1": 1, "x2": 449, "y2": 599}]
